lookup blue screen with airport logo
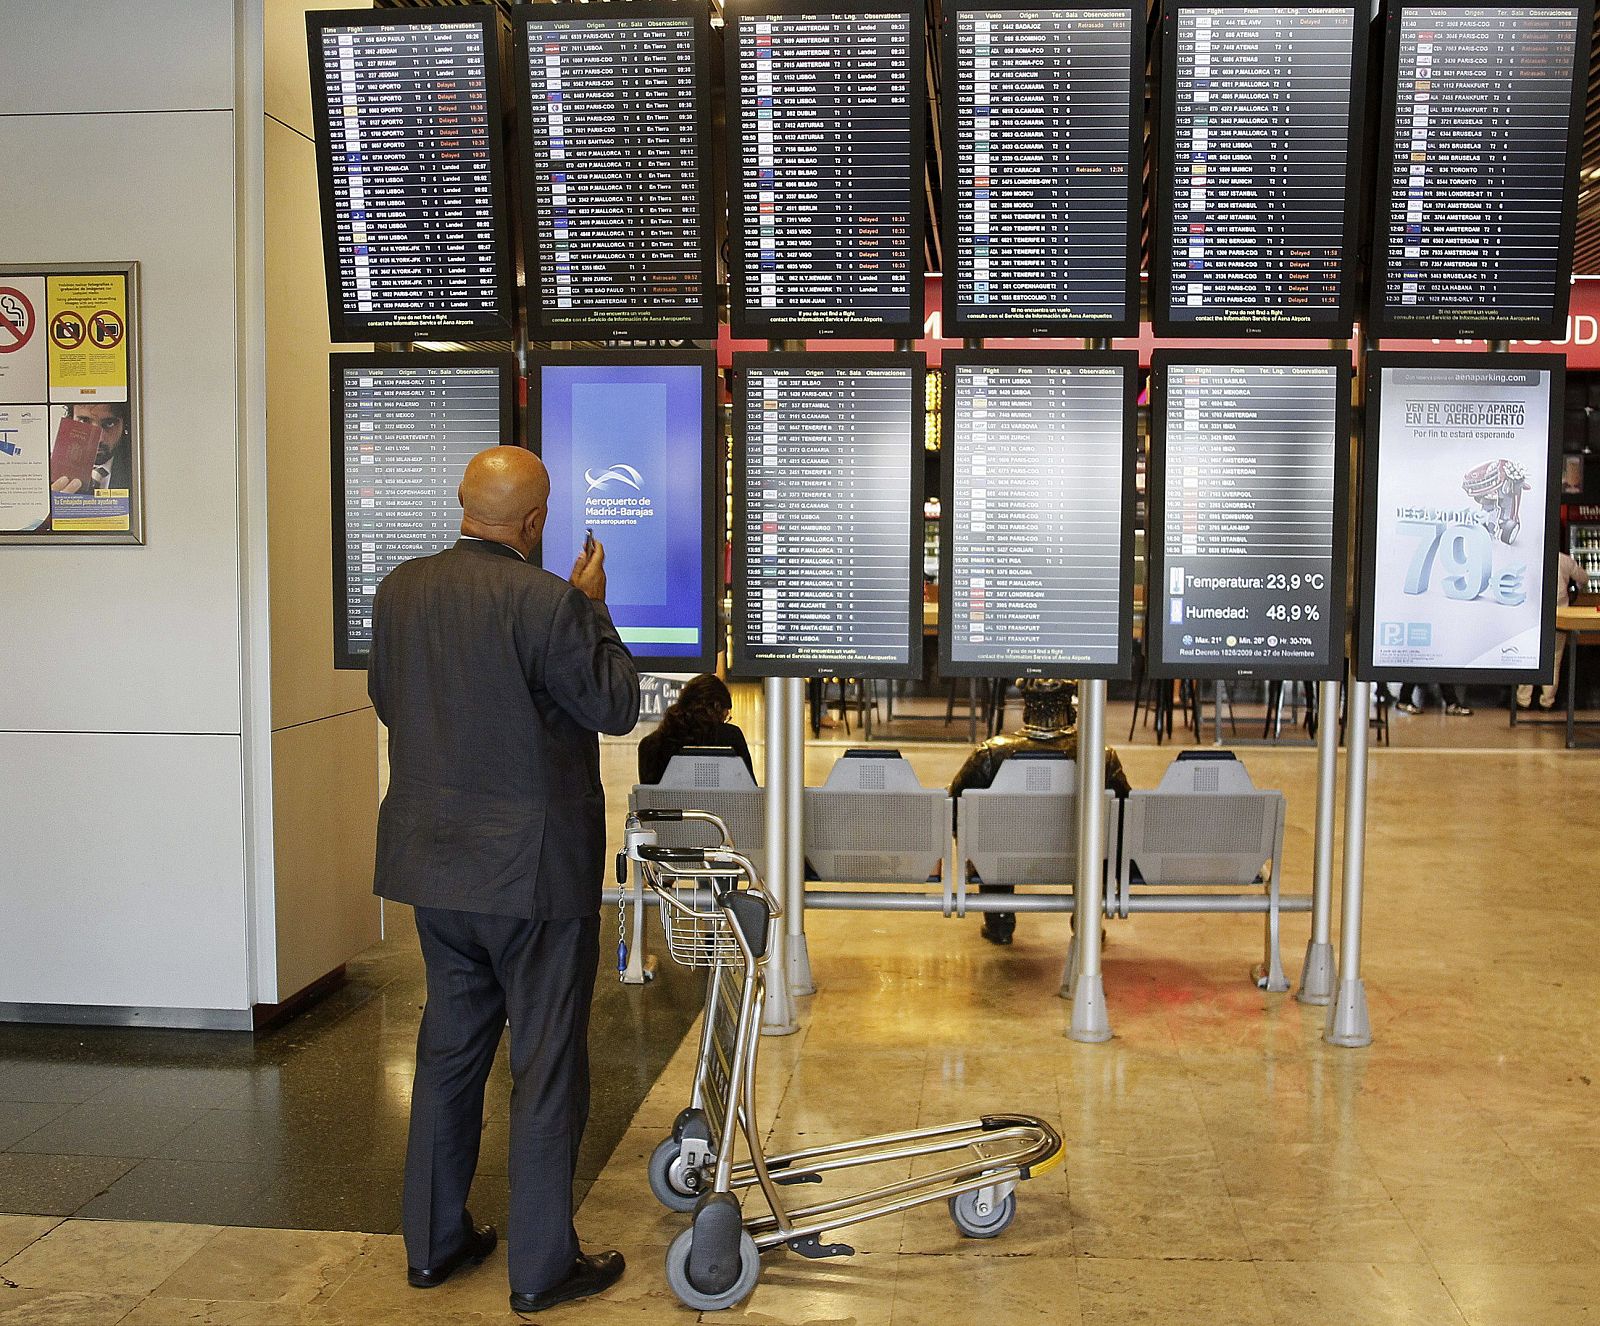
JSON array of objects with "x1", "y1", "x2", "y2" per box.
[{"x1": 532, "y1": 354, "x2": 715, "y2": 670}]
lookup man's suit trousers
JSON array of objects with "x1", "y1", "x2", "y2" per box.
[{"x1": 404, "y1": 907, "x2": 600, "y2": 1295}]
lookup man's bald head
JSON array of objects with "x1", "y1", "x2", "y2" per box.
[{"x1": 459, "y1": 446, "x2": 550, "y2": 558}]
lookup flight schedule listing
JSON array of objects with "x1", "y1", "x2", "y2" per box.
[
  {"x1": 730, "y1": 8, "x2": 919, "y2": 333},
  {"x1": 949, "y1": 7, "x2": 1139, "y2": 333},
  {"x1": 946, "y1": 362, "x2": 1127, "y2": 672},
  {"x1": 338, "y1": 364, "x2": 505, "y2": 664},
  {"x1": 1161, "y1": 4, "x2": 1358, "y2": 331},
  {"x1": 314, "y1": 16, "x2": 507, "y2": 337},
  {"x1": 1376, "y1": 5, "x2": 1584, "y2": 333},
  {"x1": 738, "y1": 362, "x2": 917, "y2": 673},
  {"x1": 521, "y1": 10, "x2": 710, "y2": 334},
  {"x1": 1157, "y1": 361, "x2": 1343, "y2": 676}
]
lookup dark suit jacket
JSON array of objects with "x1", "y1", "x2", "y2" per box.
[{"x1": 368, "y1": 538, "x2": 641, "y2": 918}]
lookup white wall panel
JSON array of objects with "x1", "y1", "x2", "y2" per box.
[
  {"x1": 0, "y1": 1, "x2": 236, "y2": 115},
  {"x1": 0, "y1": 111, "x2": 244, "y2": 736},
  {"x1": 0, "y1": 732, "x2": 250, "y2": 1011}
]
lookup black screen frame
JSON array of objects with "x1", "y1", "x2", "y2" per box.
[
  {"x1": 730, "y1": 351, "x2": 927, "y2": 680},
  {"x1": 938, "y1": 0, "x2": 1144, "y2": 339},
  {"x1": 1146, "y1": 348, "x2": 1353, "y2": 682},
  {"x1": 1364, "y1": 0, "x2": 1594, "y2": 341},
  {"x1": 937, "y1": 350, "x2": 1139, "y2": 680},
  {"x1": 511, "y1": 1, "x2": 719, "y2": 341},
  {"x1": 724, "y1": 0, "x2": 928, "y2": 340},
  {"x1": 1354, "y1": 350, "x2": 1563, "y2": 685},
  {"x1": 306, "y1": 7, "x2": 518, "y2": 344},
  {"x1": 329, "y1": 351, "x2": 518, "y2": 671},
  {"x1": 525, "y1": 348, "x2": 720, "y2": 674},
  {"x1": 1149, "y1": 0, "x2": 1369, "y2": 340}
]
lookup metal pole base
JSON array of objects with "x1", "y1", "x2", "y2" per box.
[
  {"x1": 1068, "y1": 973, "x2": 1112, "y2": 1042},
  {"x1": 1324, "y1": 977, "x2": 1371, "y2": 1047},
  {"x1": 619, "y1": 954, "x2": 656, "y2": 986},
  {"x1": 760, "y1": 976, "x2": 799, "y2": 1037},
  {"x1": 1296, "y1": 940, "x2": 1335, "y2": 1006},
  {"x1": 788, "y1": 933, "x2": 815, "y2": 997}
]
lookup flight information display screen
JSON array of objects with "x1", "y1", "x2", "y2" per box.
[
  {"x1": 1368, "y1": 2, "x2": 1591, "y2": 339},
  {"x1": 1358, "y1": 352, "x2": 1563, "y2": 683},
  {"x1": 726, "y1": 1, "x2": 925, "y2": 338},
  {"x1": 308, "y1": 9, "x2": 514, "y2": 342},
  {"x1": 939, "y1": 353, "x2": 1137, "y2": 678},
  {"x1": 1153, "y1": 1, "x2": 1366, "y2": 337},
  {"x1": 941, "y1": 3, "x2": 1143, "y2": 337},
  {"x1": 1148, "y1": 353, "x2": 1351, "y2": 681},
  {"x1": 515, "y1": 3, "x2": 716, "y2": 339},
  {"x1": 529, "y1": 352, "x2": 717, "y2": 672},
  {"x1": 331, "y1": 354, "x2": 514, "y2": 669},
  {"x1": 733, "y1": 354, "x2": 924, "y2": 678}
]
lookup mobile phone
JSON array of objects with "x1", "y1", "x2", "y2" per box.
[{"x1": 584, "y1": 528, "x2": 596, "y2": 554}]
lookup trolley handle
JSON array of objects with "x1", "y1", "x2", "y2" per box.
[
  {"x1": 636, "y1": 845, "x2": 713, "y2": 865},
  {"x1": 631, "y1": 808, "x2": 684, "y2": 822}
]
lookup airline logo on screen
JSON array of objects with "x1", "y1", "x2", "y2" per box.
[{"x1": 585, "y1": 464, "x2": 643, "y2": 493}]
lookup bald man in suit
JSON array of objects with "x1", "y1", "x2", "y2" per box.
[{"x1": 369, "y1": 446, "x2": 639, "y2": 1315}]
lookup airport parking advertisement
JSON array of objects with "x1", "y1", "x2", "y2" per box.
[{"x1": 1360, "y1": 352, "x2": 1563, "y2": 682}]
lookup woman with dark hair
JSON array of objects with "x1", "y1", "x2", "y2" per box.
[{"x1": 637, "y1": 674, "x2": 754, "y2": 784}]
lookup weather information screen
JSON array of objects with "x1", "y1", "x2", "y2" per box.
[
  {"x1": 516, "y1": 4, "x2": 715, "y2": 339},
  {"x1": 309, "y1": 10, "x2": 513, "y2": 341},
  {"x1": 726, "y1": 2, "x2": 924, "y2": 338},
  {"x1": 1148, "y1": 354, "x2": 1350, "y2": 681},
  {"x1": 332, "y1": 355, "x2": 512, "y2": 669},
  {"x1": 530, "y1": 353, "x2": 716, "y2": 672},
  {"x1": 1369, "y1": 3, "x2": 1589, "y2": 338},
  {"x1": 940, "y1": 354, "x2": 1135, "y2": 677},
  {"x1": 943, "y1": 4, "x2": 1142, "y2": 336},
  {"x1": 733, "y1": 354, "x2": 924, "y2": 678},
  {"x1": 1154, "y1": 2, "x2": 1364, "y2": 336}
]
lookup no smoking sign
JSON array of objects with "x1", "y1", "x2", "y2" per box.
[{"x1": 0, "y1": 286, "x2": 35, "y2": 355}]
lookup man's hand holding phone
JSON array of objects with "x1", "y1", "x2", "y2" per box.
[{"x1": 571, "y1": 529, "x2": 607, "y2": 603}]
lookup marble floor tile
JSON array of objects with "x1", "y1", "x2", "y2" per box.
[
  {"x1": 0, "y1": 1219, "x2": 220, "y2": 1297},
  {"x1": 117, "y1": 1300, "x2": 325, "y2": 1326},
  {"x1": 0, "y1": 1154, "x2": 134, "y2": 1218},
  {"x1": 0, "y1": 1288, "x2": 141, "y2": 1326},
  {"x1": 1067, "y1": 1151, "x2": 1250, "y2": 1262},
  {"x1": 1434, "y1": 1261, "x2": 1600, "y2": 1326},
  {"x1": 150, "y1": 1227, "x2": 369, "y2": 1306},
  {"x1": 0, "y1": 1105, "x2": 69, "y2": 1153},
  {"x1": 717, "y1": 1250, "x2": 899, "y2": 1326},
  {"x1": 889, "y1": 1249, "x2": 1080, "y2": 1324},
  {"x1": 1255, "y1": 1261, "x2": 1469, "y2": 1326},
  {"x1": 1390, "y1": 1187, "x2": 1600, "y2": 1265},
  {"x1": 1077, "y1": 1257, "x2": 1273, "y2": 1326},
  {"x1": 0, "y1": 1218, "x2": 56, "y2": 1267}
]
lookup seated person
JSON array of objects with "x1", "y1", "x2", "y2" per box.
[
  {"x1": 638, "y1": 674, "x2": 755, "y2": 785},
  {"x1": 950, "y1": 678, "x2": 1132, "y2": 945}
]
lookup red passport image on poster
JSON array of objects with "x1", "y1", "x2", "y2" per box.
[{"x1": 49, "y1": 413, "x2": 98, "y2": 493}]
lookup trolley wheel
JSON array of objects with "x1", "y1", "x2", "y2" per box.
[
  {"x1": 664, "y1": 1226, "x2": 761, "y2": 1311},
  {"x1": 648, "y1": 1138, "x2": 702, "y2": 1213},
  {"x1": 948, "y1": 1188, "x2": 1017, "y2": 1239}
]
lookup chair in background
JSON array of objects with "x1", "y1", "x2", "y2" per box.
[
  {"x1": 630, "y1": 747, "x2": 768, "y2": 875},
  {"x1": 803, "y1": 749, "x2": 950, "y2": 886}
]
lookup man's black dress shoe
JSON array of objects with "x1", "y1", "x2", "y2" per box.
[
  {"x1": 510, "y1": 1250, "x2": 625, "y2": 1315},
  {"x1": 407, "y1": 1221, "x2": 497, "y2": 1289}
]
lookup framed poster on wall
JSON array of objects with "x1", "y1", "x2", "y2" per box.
[
  {"x1": 0, "y1": 262, "x2": 142, "y2": 545},
  {"x1": 1356, "y1": 351, "x2": 1564, "y2": 685}
]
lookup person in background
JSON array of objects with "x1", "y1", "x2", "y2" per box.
[
  {"x1": 368, "y1": 446, "x2": 639, "y2": 1317},
  {"x1": 949, "y1": 679, "x2": 1133, "y2": 945},
  {"x1": 1517, "y1": 549, "x2": 1590, "y2": 710},
  {"x1": 1394, "y1": 683, "x2": 1472, "y2": 717},
  {"x1": 638, "y1": 673, "x2": 754, "y2": 785}
]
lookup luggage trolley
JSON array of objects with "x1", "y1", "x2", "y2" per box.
[{"x1": 620, "y1": 809, "x2": 1065, "y2": 1312}]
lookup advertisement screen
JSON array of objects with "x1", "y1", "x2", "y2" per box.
[
  {"x1": 1358, "y1": 353, "x2": 1562, "y2": 682},
  {"x1": 531, "y1": 353, "x2": 716, "y2": 672}
]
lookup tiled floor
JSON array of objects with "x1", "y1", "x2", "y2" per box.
[{"x1": 3, "y1": 738, "x2": 1598, "y2": 1323}]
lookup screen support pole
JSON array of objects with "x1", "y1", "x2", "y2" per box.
[
  {"x1": 1068, "y1": 336, "x2": 1113, "y2": 1043},
  {"x1": 1327, "y1": 333, "x2": 1374, "y2": 1047},
  {"x1": 1297, "y1": 671, "x2": 1341, "y2": 1004},
  {"x1": 785, "y1": 674, "x2": 813, "y2": 994},
  {"x1": 964, "y1": 337, "x2": 984, "y2": 745},
  {"x1": 1299, "y1": 331, "x2": 1352, "y2": 1005},
  {"x1": 761, "y1": 337, "x2": 807, "y2": 1035}
]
